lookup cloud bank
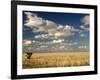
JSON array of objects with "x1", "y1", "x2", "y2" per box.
[
  {"x1": 24, "y1": 12, "x2": 79, "y2": 39},
  {"x1": 23, "y1": 12, "x2": 89, "y2": 52}
]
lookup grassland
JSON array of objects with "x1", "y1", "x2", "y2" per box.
[{"x1": 22, "y1": 52, "x2": 89, "y2": 69}]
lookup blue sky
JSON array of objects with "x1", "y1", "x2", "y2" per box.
[{"x1": 22, "y1": 11, "x2": 90, "y2": 52}]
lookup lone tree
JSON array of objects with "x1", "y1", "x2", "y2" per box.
[{"x1": 26, "y1": 52, "x2": 32, "y2": 59}]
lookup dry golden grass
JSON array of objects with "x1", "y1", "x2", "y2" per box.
[{"x1": 22, "y1": 52, "x2": 89, "y2": 69}]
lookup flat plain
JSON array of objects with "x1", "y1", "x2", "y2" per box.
[{"x1": 22, "y1": 52, "x2": 89, "y2": 69}]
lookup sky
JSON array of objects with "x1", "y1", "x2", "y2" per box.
[{"x1": 22, "y1": 11, "x2": 90, "y2": 52}]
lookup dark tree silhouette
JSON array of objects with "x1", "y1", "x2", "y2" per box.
[{"x1": 26, "y1": 52, "x2": 32, "y2": 59}]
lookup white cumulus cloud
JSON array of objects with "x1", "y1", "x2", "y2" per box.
[
  {"x1": 52, "y1": 39, "x2": 64, "y2": 43},
  {"x1": 78, "y1": 45, "x2": 87, "y2": 49},
  {"x1": 80, "y1": 25, "x2": 89, "y2": 31},
  {"x1": 24, "y1": 12, "x2": 46, "y2": 27},
  {"x1": 23, "y1": 40, "x2": 32, "y2": 46},
  {"x1": 24, "y1": 12, "x2": 79, "y2": 39},
  {"x1": 81, "y1": 15, "x2": 90, "y2": 26},
  {"x1": 80, "y1": 15, "x2": 90, "y2": 31},
  {"x1": 80, "y1": 33, "x2": 86, "y2": 37}
]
